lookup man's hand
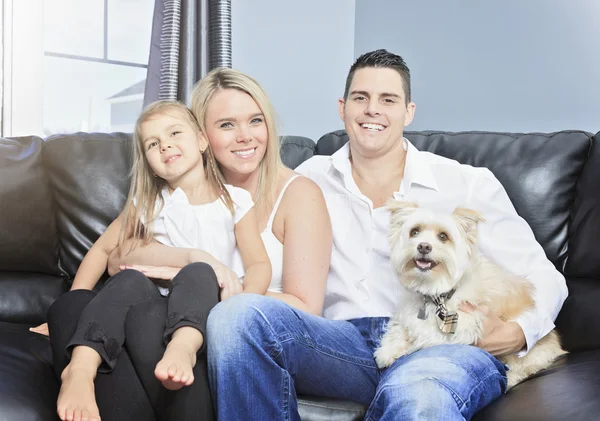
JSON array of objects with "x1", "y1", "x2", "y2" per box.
[
  {"x1": 461, "y1": 303, "x2": 526, "y2": 357},
  {"x1": 30, "y1": 322, "x2": 50, "y2": 337}
]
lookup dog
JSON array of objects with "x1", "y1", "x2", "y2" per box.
[{"x1": 374, "y1": 200, "x2": 566, "y2": 389}]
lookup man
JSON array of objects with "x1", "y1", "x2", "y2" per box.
[{"x1": 206, "y1": 49, "x2": 567, "y2": 420}]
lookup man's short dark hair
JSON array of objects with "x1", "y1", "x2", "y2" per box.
[{"x1": 343, "y1": 49, "x2": 411, "y2": 104}]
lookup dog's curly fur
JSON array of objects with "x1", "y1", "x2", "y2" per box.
[{"x1": 374, "y1": 201, "x2": 566, "y2": 389}]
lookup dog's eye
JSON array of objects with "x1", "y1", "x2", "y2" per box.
[
  {"x1": 410, "y1": 228, "x2": 420, "y2": 237},
  {"x1": 438, "y1": 232, "x2": 449, "y2": 242}
]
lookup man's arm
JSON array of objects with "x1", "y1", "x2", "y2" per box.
[{"x1": 470, "y1": 168, "x2": 568, "y2": 356}]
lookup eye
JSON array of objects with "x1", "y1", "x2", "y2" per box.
[
  {"x1": 353, "y1": 95, "x2": 366, "y2": 102},
  {"x1": 170, "y1": 130, "x2": 181, "y2": 137},
  {"x1": 383, "y1": 98, "x2": 395, "y2": 104},
  {"x1": 250, "y1": 117, "x2": 263, "y2": 124},
  {"x1": 410, "y1": 227, "x2": 420, "y2": 237},
  {"x1": 220, "y1": 122, "x2": 233, "y2": 129},
  {"x1": 438, "y1": 232, "x2": 449, "y2": 242},
  {"x1": 146, "y1": 141, "x2": 158, "y2": 150}
]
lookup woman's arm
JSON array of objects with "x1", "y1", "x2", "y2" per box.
[
  {"x1": 107, "y1": 240, "x2": 220, "y2": 276},
  {"x1": 234, "y1": 207, "x2": 272, "y2": 295},
  {"x1": 268, "y1": 177, "x2": 332, "y2": 316}
]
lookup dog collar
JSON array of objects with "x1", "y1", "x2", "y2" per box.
[{"x1": 417, "y1": 289, "x2": 458, "y2": 334}]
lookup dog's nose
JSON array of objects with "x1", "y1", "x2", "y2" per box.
[{"x1": 417, "y1": 242, "x2": 432, "y2": 254}]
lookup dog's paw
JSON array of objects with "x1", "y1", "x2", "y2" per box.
[{"x1": 374, "y1": 347, "x2": 401, "y2": 369}]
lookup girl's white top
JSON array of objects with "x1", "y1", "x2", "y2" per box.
[{"x1": 138, "y1": 185, "x2": 253, "y2": 284}]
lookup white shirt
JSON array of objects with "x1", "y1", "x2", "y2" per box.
[
  {"x1": 296, "y1": 140, "x2": 568, "y2": 355},
  {"x1": 140, "y1": 184, "x2": 253, "y2": 278}
]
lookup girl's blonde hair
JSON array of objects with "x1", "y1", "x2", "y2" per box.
[
  {"x1": 119, "y1": 100, "x2": 233, "y2": 249},
  {"x1": 190, "y1": 68, "x2": 283, "y2": 212}
]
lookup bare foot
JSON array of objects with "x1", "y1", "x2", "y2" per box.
[
  {"x1": 57, "y1": 363, "x2": 100, "y2": 421},
  {"x1": 154, "y1": 339, "x2": 198, "y2": 390}
]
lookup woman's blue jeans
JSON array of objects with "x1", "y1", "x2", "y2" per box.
[{"x1": 206, "y1": 294, "x2": 507, "y2": 421}]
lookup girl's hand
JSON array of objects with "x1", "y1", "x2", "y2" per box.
[
  {"x1": 213, "y1": 263, "x2": 243, "y2": 301},
  {"x1": 30, "y1": 322, "x2": 50, "y2": 337},
  {"x1": 121, "y1": 264, "x2": 181, "y2": 280}
]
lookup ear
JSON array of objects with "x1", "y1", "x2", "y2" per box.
[
  {"x1": 198, "y1": 132, "x2": 209, "y2": 153},
  {"x1": 387, "y1": 200, "x2": 419, "y2": 223},
  {"x1": 338, "y1": 98, "x2": 346, "y2": 122},
  {"x1": 403, "y1": 102, "x2": 416, "y2": 128},
  {"x1": 452, "y1": 207, "x2": 485, "y2": 244},
  {"x1": 387, "y1": 200, "x2": 418, "y2": 247}
]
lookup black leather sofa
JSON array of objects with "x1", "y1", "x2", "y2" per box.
[{"x1": 1, "y1": 129, "x2": 599, "y2": 421}]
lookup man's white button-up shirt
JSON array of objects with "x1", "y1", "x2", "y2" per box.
[{"x1": 296, "y1": 139, "x2": 568, "y2": 355}]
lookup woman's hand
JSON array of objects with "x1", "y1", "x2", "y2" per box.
[
  {"x1": 212, "y1": 263, "x2": 243, "y2": 301},
  {"x1": 30, "y1": 322, "x2": 50, "y2": 337}
]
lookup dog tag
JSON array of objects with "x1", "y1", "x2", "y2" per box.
[{"x1": 417, "y1": 305, "x2": 427, "y2": 320}]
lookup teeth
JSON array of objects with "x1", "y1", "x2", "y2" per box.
[
  {"x1": 361, "y1": 123, "x2": 385, "y2": 131},
  {"x1": 233, "y1": 148, "x2": 255, "y2": 157},
  {"x1": 166, "y1": 156, "x2": 179, "y2": 162}
]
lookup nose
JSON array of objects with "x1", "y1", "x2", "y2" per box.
[
  {"x1": 417, "y1": 242, "x2": 432, "y2": 254},
  {"x1": 160, "y1": 142, "x2": 172, "y2": 152},
  {"x1": 236, "y1": 125, "x2": 252, "y2": 143},
  {"x1": 365, "y1": 98, "x2": 381, "y2": 116}
]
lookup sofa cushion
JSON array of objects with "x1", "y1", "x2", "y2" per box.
[
  {"x1": 565, "y1": 132, "x2": 600, "y2": 280},
  {"x1": 0, "y1": 273, "x2": 69, "y2": 324},
  {"x1": 0, "y1": 136, "x2": 60, "y2": 275},
  {"x1": 472, "y1": 350, "x2": 600, "y2": 421},
  {"x1": 42, "y1": 133, "x2": 132, "y2": 280},
  {"x1": 555, "y1": 277, "x2": 600, "y2": 352},
  {"x1": 315, "y1": 130, "x2": 591, "y2": 271},
  {"x1": 0, "y1": 322, "x2": 59, "y2": 421},
  {"x1": 280, "y1": 136, "x2": 315, "y2": 169}
]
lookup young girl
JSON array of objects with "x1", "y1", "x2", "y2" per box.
[{"x1": 33, "y1": 100, "x2": 271, "y2": 421}]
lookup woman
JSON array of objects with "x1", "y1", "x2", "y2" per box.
[{"x1": 121, "y1": 68, "x2": 332, "y2": 314}]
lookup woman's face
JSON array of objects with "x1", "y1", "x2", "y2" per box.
[{"x1": 203, "y1": 88, "x2": 269, "y2": 181}]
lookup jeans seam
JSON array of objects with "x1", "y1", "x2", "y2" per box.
[{"x1": 292, "y1": 334, "x2": 377, "y2": 368}]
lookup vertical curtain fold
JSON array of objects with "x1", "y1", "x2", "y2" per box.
[{"x1": 143, "y1": 0, "x2": 232, "y2": 107}]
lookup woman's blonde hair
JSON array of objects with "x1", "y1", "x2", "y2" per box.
[
  {"x1": 190, "y1": 68, "x2": 283, "y2": 212},
  {"x1": 119, "y1": 100, "x2": 233, "y2": 249}
]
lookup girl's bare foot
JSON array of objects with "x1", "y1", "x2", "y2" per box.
[
  {"x1": 58, "y1": 363, "x2": 100, "y2": 421},
  {"x1": 154, "y1": 327, "x2": 202, "y2": 390}
]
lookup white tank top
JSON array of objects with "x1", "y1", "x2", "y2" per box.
[{"x1": 261, "y1": 175, "x2": 301, "y2": 293}]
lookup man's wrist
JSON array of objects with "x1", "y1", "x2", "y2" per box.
[{"x1": 508, "y1": 321, "x2": 527, "y2": 353}]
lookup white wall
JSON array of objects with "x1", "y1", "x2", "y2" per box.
[
  {"x1": 232, "y1": 0, "x2": 355, "y2": 141},
  {"x1": 354, "y1": 0, "x2": 600, "y2": 133}
]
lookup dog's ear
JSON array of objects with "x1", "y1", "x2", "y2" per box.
[
  {"x1": 387, "y1": 200, "x2": 419, "y2": 247},
  {"x1": 386, "y1": 200, "x2": 419, "y2": 226},
  {"x1": 452, "y1": 207, "x2": 486, "y2": 244}
]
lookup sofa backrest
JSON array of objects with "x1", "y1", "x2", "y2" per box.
[{"x1": 0, "y1": 136, "x2": 67, "y2": 323}]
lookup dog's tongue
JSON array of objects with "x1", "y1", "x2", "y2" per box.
[{"x1": 415, "y1": 259, "x2": 433, "y2": 270}]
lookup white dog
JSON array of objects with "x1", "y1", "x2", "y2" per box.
[{"x1": 374, "y1": 201, "x2": 566, "y2": 388}]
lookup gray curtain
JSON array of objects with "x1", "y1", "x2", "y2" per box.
[{"x1": 143, "y1": 0, "x2": 232, "y2": 107}]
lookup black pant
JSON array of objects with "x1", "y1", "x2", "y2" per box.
[{"x1": 47, "y1": 262, "x2": 218, "y2": 421}]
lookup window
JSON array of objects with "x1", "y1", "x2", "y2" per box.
[{"x1": 2, "y1": 0, "x2": 154, "y2": 137}]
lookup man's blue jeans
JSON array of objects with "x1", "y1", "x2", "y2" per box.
[{"x1": 206, "y1": 294, "x2": 507, "y2": 421}]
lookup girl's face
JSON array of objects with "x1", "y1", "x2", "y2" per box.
[
  {"x1": 141, "y1": 113, "x2": 207, "y2": 183},
  {"x1": 203, "y1": 89, "x2": 269, "y2": 181}
]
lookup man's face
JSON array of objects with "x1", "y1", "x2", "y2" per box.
[{"x1": 339, "y1": 67, "x2": 415, "y2": 158}]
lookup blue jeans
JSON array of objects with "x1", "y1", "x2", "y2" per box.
[{"x1": 206, "y1": 294, "x2": 507, "y2": 421}]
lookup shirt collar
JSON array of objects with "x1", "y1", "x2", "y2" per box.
[{"x1": 330, "y1": 138, "x2": 439, "y2": 195}]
